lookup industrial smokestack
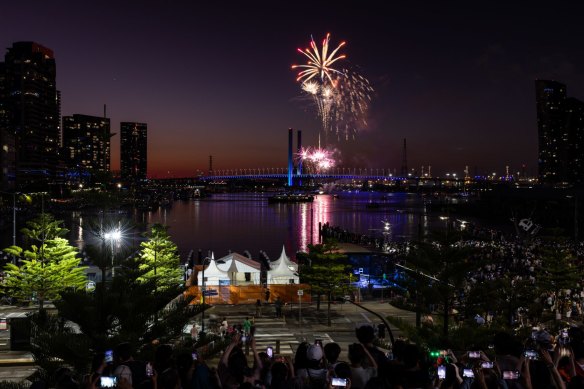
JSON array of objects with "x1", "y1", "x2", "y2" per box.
[
  {"x1": 297, "y1": 129, "x2": 302, "y2": 186},
  {"x1": 288, "y1": 128, "x2": 293, "y2": 187}
]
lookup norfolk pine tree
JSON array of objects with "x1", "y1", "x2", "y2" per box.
[
  {"x1": 2, "y1": 214, "x2": 87, "y2": 310},
  {"x1": 300, "y1": 241, "x2": 353, "y2": 326},
  {"x1": 138, "y1": 223, "x2": 182, "y2": 291}
]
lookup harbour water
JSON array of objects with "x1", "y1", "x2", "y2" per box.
[
  {"x1": 2, "y1": 192, "x2": 475, "y2": 262},
  {"x1": 129, "y1": 192, "x2": 436, "y2": 260}
]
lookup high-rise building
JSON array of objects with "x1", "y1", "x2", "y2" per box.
[
  {"x1": 120, "y1": 122, "x2": 147, "y2": 182},
  {"x1": 62, "y1": 114, "x2": 112, "y2": 183},
  {"x1": 565, "y1": 97, "x2": 584, "y2": 184},
  {"x1": 1, "y1": 42, "x2": 60, "y2": 190},
  {"x1": 0, "y1": 62, "x2": 15, "y2": 191},
  {"x1": 535, "y1": 80, "x2": 584, "y2": 185}
]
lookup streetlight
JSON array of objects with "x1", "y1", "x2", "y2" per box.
[
  {"x1": 104, "y1": 229, "x2": 121, "y2": 278},
  {"x1": 0, "y1": 191, "x2": 29, "y2": 263},
  {"x1": 200, "y1": 256, "x2": 211, "y2": 337}
]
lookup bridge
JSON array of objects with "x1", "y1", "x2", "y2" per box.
[{"x1": 200, "y1": 168, "x2": 515, "y2": 186}]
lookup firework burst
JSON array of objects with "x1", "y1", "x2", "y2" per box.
[
  {"x1": 298, "y1": 146, "x2": 336, "y2": 173},
  {"x1": 291, "y1": 33, "x2": 346, "y2": 84},
  {"x1": 292, "y1": 34, "x2": 373, "y2": 143}
]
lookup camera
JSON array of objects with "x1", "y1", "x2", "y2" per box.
[
  {"x1": 437, "y1": 366, "x2": 446, "y2": 379},
  {"x1": 463, "y1": 369, "x2": 474, "y2": 378},
  {"x1": 481, "y1": 361, "x2": 494, "y2": 368},
  {"x1": 105, "y1": 350, "x2": 113, "y2": 364},
  {"x1": 331, "y1": 377, "x2": 347, "y2": 387},
  {"x1": 99, "y1": 376, "x2": 117, "y2": 388},
  {"x1": 503, "y1": 370, "x2": 520, "y2": 379}
]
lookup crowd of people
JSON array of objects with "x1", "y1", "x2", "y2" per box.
[
  {"x1": 38, "y1": 323, "x2": 584, "y2": 389},
  {"x1": 448, "y1": 236, "x2": 584, "y2": 327},
  {"x1": 30, "y1": 220, "x2": 584, "y2": 389}
]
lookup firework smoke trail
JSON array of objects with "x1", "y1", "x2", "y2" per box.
[
  {"x1": 333, "y1": 70, "x2": 374, "y2": 140},
  {"x1": 292, "y1": 34, "x2": 373, "y2": 143}
]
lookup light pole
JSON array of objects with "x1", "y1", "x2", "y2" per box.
[
  {"x1": 200, "y1": 257, "x2": 210, "y2": 337},
  {"x1": 0, "y1": 191, "x2": 26, "y2": 264},
  {"x1": 104, "y1": 229, "x2": 121, "y2": 278}
]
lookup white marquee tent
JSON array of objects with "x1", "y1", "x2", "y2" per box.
[
  {"x1": 196, "y1": 258, "x2": 230, "y2": 286},
  {"x1": 267, "y1": 255, "x2": 299, "y2": 285},
  {"x1": 217, "y1": 252, "x2": 262, "y2": 285},
  {"x1": 269, "y1": 245, "x2": 298, "y2": 272}
]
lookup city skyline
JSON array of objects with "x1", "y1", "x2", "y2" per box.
[{"x1": 2, "y1": 2, "x2": 584, "y2": 177}]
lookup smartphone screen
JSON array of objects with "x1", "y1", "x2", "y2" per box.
[
  {"x1": 192, "y1": 352, "x2": 198, "y2": 361},
  {"x1": 437, "y1": 366, "x2": 446, "y2": 379},
  {"x1": 100, "y1": 376, "x2": 117, "y2": 388},
  {"x1": 503, "y1": 370, "x2": 520, "y2": 379},
  {"x1": 463, "y1": 369, "x2": 474, "y2": 378},
  {"x1": 524, "y1": 350, "x2": 538, "y2": 360},
  {"x1": 331, "y1": 377, "x2": 347, "y2": 387},
  {"x1": 266, "y1": 346, "x2": 273, "y2": 358},
  {"x1": 105, "y1": 350, "x2": 113, "y2": 364},
  {"x1": 146, "y1": 363, "x2": 153, "y2": 377},
  {"x1": 468, "y1": 351, "x2": 480, "y2": 359},
  {"x1": 481, "y1": 361, "x2": 494, "y2": 369}
]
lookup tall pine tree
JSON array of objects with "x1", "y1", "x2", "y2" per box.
[
  {"x1": 300, "y1": 240, "x2": 353, "y2": 326},
  {"x1": 2, "y1": 214, "x2": 87, "y2": 310},
  {"x1": 137, "y1": 223, "x2": 182, "y2": 291}
]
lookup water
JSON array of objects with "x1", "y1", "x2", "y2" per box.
[
  {"x1": 2, "y1": 192, "x2": 459, "y2": 262},
  {"x1": 130, "y1": 192, "x2": 434, "y2": 260}
]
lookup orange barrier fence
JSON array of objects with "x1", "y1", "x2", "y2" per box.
[{"x1": 186, "y1": 284, "x2": 312, "y2": 305}]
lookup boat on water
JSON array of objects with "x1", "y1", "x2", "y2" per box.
[{"x1": 267, "y1": 193, "x2": 314, "y2": 203}]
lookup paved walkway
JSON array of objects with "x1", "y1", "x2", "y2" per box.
[
  {"x1": 0, "y1": 300, "x2": 417, "y2": 381},
  {"x1": 202, "y1": 300, "x2": 416, "y2": 366}
]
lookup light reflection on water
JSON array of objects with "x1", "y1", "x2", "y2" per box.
[{"x1": 62, "y1": 192, "x2": 456, "y2": 260}]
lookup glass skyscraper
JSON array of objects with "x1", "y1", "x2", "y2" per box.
[{"x1": 120, "y1": 122, "x2": 147, "y2": 182}]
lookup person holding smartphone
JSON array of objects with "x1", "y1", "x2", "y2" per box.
[
  {"x1": 348, "y1": 343, "x2": 377, "y2": 389},
  {"x1": 296, "y1": 344, "x2": 327, "y2": 388}
]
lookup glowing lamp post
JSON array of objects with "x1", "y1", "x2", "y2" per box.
[
  {"x1": 104, "y1": 229, "x2": 121, "y2": 278},
  {"x1": 200, "y1": 257, "x2": 210, "y2": 337}
]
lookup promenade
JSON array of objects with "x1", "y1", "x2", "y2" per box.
[
  {"x1": 0, "y1": 300, "x2": 416, "y2": 382},
  {"x1": 202, "y1": 300, "x2": 415, "y2": 366}
]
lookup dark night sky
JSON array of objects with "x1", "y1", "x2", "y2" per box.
[{"x1": 2, "y1": 1, "x2": 584, "y2": 177}]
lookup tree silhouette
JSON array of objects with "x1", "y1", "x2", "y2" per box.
[
  {"x1": 300, "y1": 240, "x2": 353, "y2": 326},
  {"x1": 137, "y1": 223, "x2": 182, "y2": 291},
  {"x1": 2, "y1": 214, "x2": 87, "y2": 310}
]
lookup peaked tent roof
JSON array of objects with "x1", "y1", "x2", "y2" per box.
[
  {"x1": 268, "y1": 254, "x2": 299, "y2": 284},
  {"x1": 217, "y1": 252, "x2": 261, "y2": 273},
  {"x1": 270, "y1": 245, "x2": 298, "y2": 271},
  {"x1": 196, "y1": 259, "x2": 229, "y2": 283}
]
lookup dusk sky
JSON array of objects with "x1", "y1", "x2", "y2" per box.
[{"x1": 2, "y1": 1, "x2": 584, "y2": 178}]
